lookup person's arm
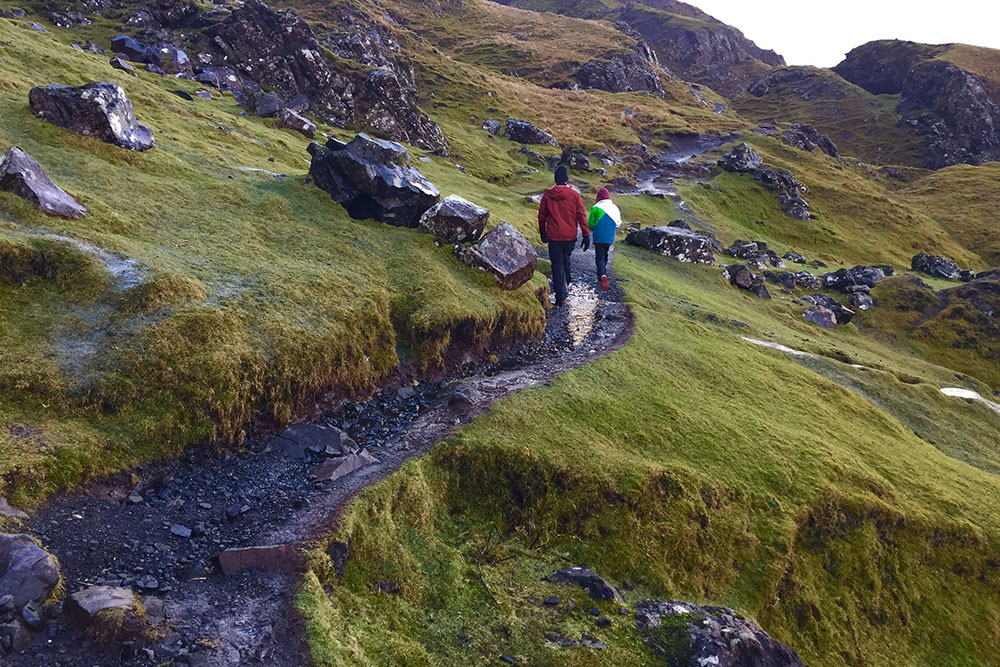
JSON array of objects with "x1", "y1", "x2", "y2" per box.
[
  {"x1": 576, "y1": 192, "x2": 590, "y2": 237},
  {"x1": 537, "y1": 193, "x2": 549, "y2": 242},
  {"x1": 587, "y1": 206, "x2": 600, "y2": 231}
]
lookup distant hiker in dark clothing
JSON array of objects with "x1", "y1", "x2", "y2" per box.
[
  {"x1": 587, "y1": 187, "x2": 621, "y2": 291},
  {"x1": 538, "y1": 165, "x2": 590, "y2": 305}
]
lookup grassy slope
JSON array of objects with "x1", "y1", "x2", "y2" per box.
[
  {"x1": 0, "y1": 18, "x2": 547, "y2": 504},
  {"x1": 300, "y1": 241, "x2": 1000, "y2": 667},
  {"x1": 730, "y1": 67, "x2": 925, "y2": 167}
]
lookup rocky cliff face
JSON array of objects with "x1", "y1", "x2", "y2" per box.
[
  {"x1": 491, "y1": 0, "x2": 783, "y2": 95},
  {"x1": 835, "y1": 40, "x2": 1000, "y2": 169}
]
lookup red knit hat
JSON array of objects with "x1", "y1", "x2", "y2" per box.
[{"x1": 596, "y1": 187, "x2": 610, "y2": 202}]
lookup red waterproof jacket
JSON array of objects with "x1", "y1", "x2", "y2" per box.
[{"x1": 538, "y1": 185, "x2": 589, "y2": 242}]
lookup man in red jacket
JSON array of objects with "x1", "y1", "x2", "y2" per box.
[{"x1": 538, "y1": 165, "x2": 590, "y2": 305}]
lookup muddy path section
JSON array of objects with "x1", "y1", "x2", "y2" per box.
[{"x1": 7, "y1": 245, "x2": 632, "y2": 667}]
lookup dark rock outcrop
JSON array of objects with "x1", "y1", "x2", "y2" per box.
[
  {"x1": 577, "y1": 49, "x2": 663, "y2": 95},
  {"x1": 822, "y1": 266, "x2": 886, "y2": 292},
  {"x1": 635, "y1": 599, "x2": 805, "y2": 667},
  {"x1": 911, "y1": 253, "x2": 963, "y2": 280},
  {"x1": 717, "y1": 142, "x2": 761, "y2": 173},
  {"x1": 418, "y1": 194, "x2": 490, "y2": 244},
  {"x1": 0, "y1": 535, "x2": 60, "y2": 608},
  {"x1": 208, "y1": 1, "x2": 352, "y2": 123},
  {"x1": 356, "y1": 70, "x2": 446, "y2": 151},
  {"x1": 724, "y1": 240, "x2": 783, "y2": 269},
  {"x1": 111, "y1": 34, "x2": 146, "y2": 60},
  {"x1": 0, "y1": 147, "x2": 87, "y2": 218},
  {"x1": 793, "y1": 271, "x2": 821, "y2": 290},
  {"x1": 308, "y1": 134, "x2": 440, "y2": 227},
  {"x1": 754, "y1": 167, "x2": 810, "y2": 220},
  {"x1": 849, "y1": 292, "x2": 874, "y2": 310},
  {"x1": 503, "y1": 118, "x2": 559, "y2": 146},
  {"x1": 29, "y1": 82, "x2": 154, "y2": 151},
  {"x1": 723, "y1": 264, "x2": 770, "y2": 298},
  {"x1": 783, "y1": 123, "x2": 838, "y2": 157},
  {"x1": 456, "y1": 222, "x2": 537, "y2": 290},
  {"x1": 834, "y1": 41, "x2": 1000, "y2": 169},
  {"x1": 783, "y1": 251, "x2": 807, "y2": 264},
  {"x1": 482, "y1": 118, "x2": 501, "y2": 135},
  {"x1": 625, "y1": 226, "x2": 716, "y2": 264}
]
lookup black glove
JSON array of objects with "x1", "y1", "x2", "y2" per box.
[
  {"x1": 540, "y1": 229, "x2": 548, "y2": 244},
  {"x1": 581, "y1": 235, "x2": 591, "y2": 251}
]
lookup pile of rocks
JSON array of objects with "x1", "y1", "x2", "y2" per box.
[
  {"x1": 783, "y1": 124, "x2": 839, "y2": 157},
  {"x1": 803, "y1": 294, "x2": 856, "y2": 328},
  {"x1": 912, "y1": 253, "x2": 976, "y2": 282},
  {"x1": 308, "y1": 134, "x2": 536, "y2": 289},
  {"x1": 503, "y1": 118, "x2": 559, "y2": 147},
  {"x1": 724, "y1": 239, "x2": 784, "y2": 270},
  {"x1": 723, "y1": 264, "x2": 770, "y2": 299},
  {"x1": 717, "y1": 143, "x2": 812, "y2": 220}
]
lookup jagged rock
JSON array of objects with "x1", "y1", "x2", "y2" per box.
[
  {"x1": 356, "y1": 70, "x2": 446, "y2": 152},
  {"x1": 911, "y1": 253, "x2": 962, "y2": 280},
  {"x1": 766, "y1": 271, "x2": 796, "y2": 290},
  {"x1": 577, "y1": 49, "x2": 662, "y2": 95},
  {"x1": 822, "y1": 266, "x2": 886, "y2": 292},
  {"x1": 308, "y1": 134, "x2": 440, "y2": 227},
  {"x1": 849, "y1": 293, "x2": 874, "y2": 310},
  {"x1": 66, "y1": 586, "x2": 146, "y2": 643},
  {"x1": 0, "y1": 147, "x2": 87, "y2": 218},
  {"x1": 240, "y1": 90, "x2": 283, "y2": 117},
  {"x1": 218, "y1": 545, "x2": 301, "y2": 576},
  {"x1": 804, "y1": 305, "x2": 838, "y2": 328},
  {"x1": 717, "y1": 143, "x2": 762, "y2": 173},
  {"x1": 109, "y1": 57, "x2": 137, "y2": 76},
  {"x1": 278, "y1": 108, "x2": 315, "y2": 138},
  {"x1": 548, "y1": 566, "x2": 625, "y2": 603},
  {"x1": 783, "y1": 251, "x2": 807, "y2": 264},
  {"x1": 208, "y1": 0, "x2": 352, "y2": 123},
  {"x1": 482, "y1": 118, "x2": 501, "y2": 135},
  {"x1": 144, "y1": 44, "x2": 192, "y2": 77},
  {"x1": 635, "y1": 599, "x2": 805, "y2": 667},
  {"x1": 418, "y1": 194, "x2": 490, "y2": 244},
  {"x1": 456, "y1": 222, "x2": 537, "y2": 289},
  {"x1": 723, "y1": 265, "x2": 771, "y2": 299},
  {"x1": 0, "y1": 535, "x2": 60, "y2": 608},
  {"x1": 805, "y1": 294, "x2": 854, "y2": 324},
  {"x1": 625, "y1": 226, "x2": 715, "y2": 264},
  {"x1": 194, "y1": 89, "x2": 213, "y2": 100},
  {"x1": 70, "y1": 40, "x2": 105, "y2": 55},
  {"x1": 959, "y1": 269, "x2": 976, "y2": 282},
  {"x1": 503, "y1": 118, "x2": 559, "y2": 146},
  {"x1": 873, "y1": 263, "x2": 895, "y2": 276},
  {"x1": 754, "y1": 167, "x2": 810, "y2": 220},
  {"x1": 309, "y1": 450, "x2": 378, "y2": 483},
  {"x1": 793, "y1": 271, "x2": 821, "y2": 290},
  {"x1": 48, "y1": 11, "x2": 91, "y2": 28},
  {"x1": 110, "y1": 34, "x2": 146, "y2": 61},
  {"x1": 724, "y1": 240, "x2": 783, "y2": 268},
  {"x1": 559, "y1": 146, "x2": 591, "y2": 171},
  {"x1": 29, "y1": 82, "x2": 154, "y2": 151},
  {"x1": 783, "y1": 124, "x2": 838, "y2": 157}
]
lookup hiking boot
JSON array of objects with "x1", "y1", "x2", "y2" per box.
[{"x1": 601, "y1": 275, "x2": 609, "y2": 291}]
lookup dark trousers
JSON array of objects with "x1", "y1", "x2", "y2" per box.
[
  {"x1": 595, "y1": 243, "x2": 611, "y2": 277},
  {"x1": 548, "y1": 240, "x2": 575, "y2": 303}
]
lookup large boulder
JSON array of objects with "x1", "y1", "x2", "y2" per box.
[
  {"x1": 308, "y1": 134, "x2": 440, "y2": 227},
  {"x1": 635, "y1": 599, "x2": 805, "y2": 667},
  {"x1": 456, "y1": 222, "x2": 537, "y2": 290},
  {"x1": 911, "y1": 253, "x2": 963, "y2": 280},
  {"x1": 110, "y1": 34, "x2": 147, "y2": 60},
  {"x1": 723, "y1": 264, "x2": 771, "y2": 299},
  {"x1": 822, "y1": 265, "x2": 886, "y2": 292},
  {"x1": 804, "y1": 305, "x2": 838, "y2": 329},
  {"x1": 717, "y1": 143, "x2": 762, "y2": 173},
  {"x1": 625, "y1": 226, "x2": 716, "y2": 264},
  {"x1": 278, "y1": 108, "x2": 316, "y2": 138},
  {"x1": 503, "y1": 118, "x2": 559, "y2": 146},
  {"x1": 0, "y1": 535, "x2": 59, "y2": 608},
  {"x1": 419, "y1": 195, "x2": 490, "y2": 244},
  {"x1": 0, "y1": 147, "x2": 86, "y2": 218},
  {"x1": 144, "y1": 43, "x2": 192, "y2": 77},
  {"x1": 29, "y1": 82, "x2": 154, "y2": 151},
  {"x1": 724, "y1": 240, "x2": 783, "y2": 268}
]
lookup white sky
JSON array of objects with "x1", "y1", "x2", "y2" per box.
[{"x1": 688, "y1": 0, "x2": 1000, "y2": 67}]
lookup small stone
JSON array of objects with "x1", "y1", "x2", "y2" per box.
[
  {"x1": 20, "y1": 602, "x2": 43, "y2": 631},
  {"x1": 127, "y1": 493, "x2": 143, "y2": 504},
  {"x1": 137, "y1": 576, "x2": 158, "y2": 591},
  {"x1": 543, "y1": 595, "x2": 559, "y2": 605},
  {"x1": 596, "y1": 616, "x2": 611, "y2": 628},
  {"x1": 170, "y1": 525, "x2": 192, "y2": 538}
]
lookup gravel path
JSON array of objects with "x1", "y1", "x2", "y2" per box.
[{"x1": 7, "y1": 244, "x2": 632, "y2": 666}]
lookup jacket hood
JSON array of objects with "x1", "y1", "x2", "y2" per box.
[{"x1": 545, "y1": 185, "x2": 578, "y2": 201}]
